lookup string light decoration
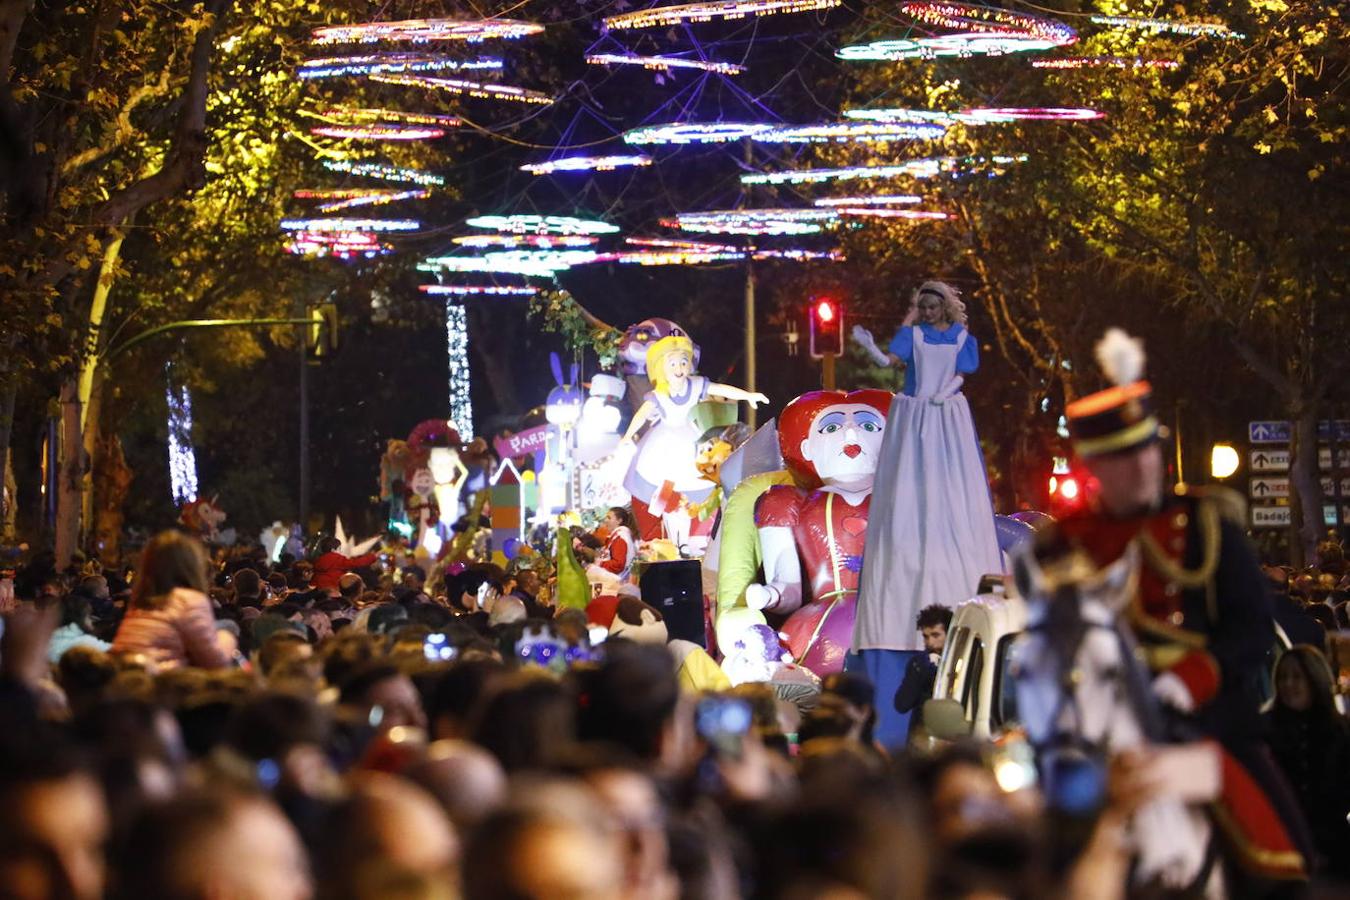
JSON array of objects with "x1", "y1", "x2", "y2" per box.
[
  {"x1": 837, "y1": 33, "x2": 1065, "y2": 61},
  {"x1": 741, "y1": 154, "x2": 1026, "y2": 185},
  {"x1": 315, "y1": 189, "x2": 432, "y2": 212},
  {"x1": 310, "y1": 124, "x2": 447, "y2": 140},
  {"x1": 285, "y1": 231, "x2": 392, "y2": 259},
  {"x1": 754, "y1": 121, "x2": 947, "y2": 143},
  {"x1": 165, "y1": 365, "x2": 199, "y2": 505},
  {"x1": 297, "y1": 53, "x2": 503, "y2": 79},
  {"x1": 834, "y1": 207, "x2": 950, "y2": 220},
  {"x1": 520, "y1": 154, "x2": 653, "y2": 174},
  {"x1": 1031, "y1": 56, "x2": 1180, "y2": 70},
  {"x1": 662, "y1": 208, "x2": 838, "y2": 236},
  {"x1": 311, "y1": 18, "x2": 545, "y2": 46},
  {"x1": 843, "y1": 107, "x2": 980, "y2": 124},
  {"x1": 584, "y1": 53, "x2": 746, "y2": 75},
  {"x1": 453, "y1": 234, "x2": 599, "y2": 248},
  {"x1": 623, "y1": 122, "x2": 772, "y2": 145},
  {"x1": 1088, "y1": 15, "x2": 1244, "y2": 40},
  {"x1": 613, "y1": 249, "x2": 744, "y2": 266},
  {"x1": 420, "y1": 250, "x2": 608, "y2": 276},
  {"x1": 369, "y1": 73, "x2": 553, "y2": 105},
  {"x1": 754, "y1": 247, "x2": 844, "y2": 261},
  {"x1": 604, "y1": 0, "x2": 840, "y2": 31},
  {"x1": 294, "y1": 188, "x2": 395, "y2": 199},
  {"x1": 419, "y1": 284, "x2": 539, "y2": 296},
  {"x1": 444, "y1": 302, "x2": 474, "y2": 439},
  {"x1": 315, "y1": 108, "x2": 463, "y2": 126},
  {"x1": 280, "y1": 217, "x2": 420, "y2": 232},
  {"x1": 900, "y1": 1, "x2": 1076, "y2": 44},
  {"x1": 464, "y1": 214, "x2": 620, "y2": 235},
  {"x1": 627, "y1": 237, "x2": 738, "y2": 251},
  {"x1": 958, "y1": 107, "x2": 1104, "y2": 122},
  {"x1": 814, "y1": 194, "x2": 923, "y2": 206},
  {"x1": 618, "y1": 238, "x2": 844, "y2": 263},
  {"x1": 322, "y1": 160, "x2": 445, "y2": 185}
]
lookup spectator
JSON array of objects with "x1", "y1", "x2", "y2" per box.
[
  {"x1": 111, "y1": 531, "x2": 230, "y2": 670},
  {"x1": 49, "y1": 592, "x2": 112, "y2": 663},
  {"x1": 893, "y1": 604, "x2": 953, "y2": 731},
  {"x1": 312, "y1": 537, "x2": 379, "y2": 593},
  {"x1": 232, "y1": 568, "x2": 264, "y2": 608}
]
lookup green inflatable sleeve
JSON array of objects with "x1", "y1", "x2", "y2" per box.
[{"x1": 715, "y1": 469, "x2": 796, "y2": 616}]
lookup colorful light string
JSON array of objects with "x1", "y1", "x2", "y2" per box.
[
  {"x1": 520, "y1": 154, "x2": 653, "y2": 175},
  {"x1": 453, "y1": 234, "x2": 599, "y2": 248},
  {"x1": 740, "y1": 155, "x2": 1025, "y2": 185},
  {"x1": 1088, "y1": 15, "x2": 1244, "y2": 40},
  {"x1": 584, "y1": 53, "x2": 746, "y2": 75},
  {"x1": 286, "y1": 232, "x2": 393, "y2": 259},
  {"x1": 310, "y1": 124, "x2": 448, "y2": 140},
  {"x1": 315, "y1": 108, "x2": 463, "y2": 127},
  {"x1": 420, "y1": 284, "x2": 539, "y2": 296},
  {"x1": 1031, "y1": 56, "x2": 1180, "y2": 70},
  {"x1": 813, "y1": 194, "x2": 923, "y2": 206},
  {"x1": 835, "y1": 208, "x2": 949, "y2": 220},
  {"x1": 312, "y1": 18, "x2": 544, "y2": 46},
  {"x1": 754, "y1": 121, "x2": 947, "y2": 143},
  {"x1": 662, "y1": 208, "x2": 839, "y2": 236},
  {"x1": 297, "y1": 53, "x2": 503, "y2": 79},
  {"x1": 421, "y1": 250, "x2": 607, "y2": 276},
  {"x1": 322, "y1": 160, "x2": 445, "y2": 185},
  {"x1": 901, "y1": 2, "x2": 1076, "y2": 45},
  {"x1": 464, "y1": 214, "x2": 620, "y2": 236},
  {"x1": 623, "y1": 122, "x2": 772, "y2": 145},
  {"x1": 316, "y1": 189, "x2": 431, "y2": 213},
  {"x1": 370, "y1": 73, "x2": 553, "y2": 105},
  {"x1": 445, "y1": 302, "x2": 474, "y2": 439},
  {"x1": 280, "y1": 217, "x2": 420, "y2": 232},
  {"x1": 604, "y1": 0, "x2": 840, "y2": 31},
  {"x1": 838, "y1": 32, "x2": 1065, "y2": 61},
  {"x1": 958, "y1": 107, "x2": 1104, "y2": 122}
]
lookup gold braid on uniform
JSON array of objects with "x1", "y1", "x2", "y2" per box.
[{"x1": 1136, "y1": 497, "x2": 1222, "y2": 622}]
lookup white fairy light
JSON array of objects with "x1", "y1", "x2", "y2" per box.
[
  {"x1": 165, "y1": 364, "x2": 199, "y2": 504},
  {"x1": 445, "y1": 302, "x2": 474, "y2": 437}
]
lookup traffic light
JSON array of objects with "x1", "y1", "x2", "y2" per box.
[
  {"x1": 809, "y1": 296, "x2": 844, "y2": 359},
  {"x1": 307, "y1": 303, "x2": 339, "y2": 359}
]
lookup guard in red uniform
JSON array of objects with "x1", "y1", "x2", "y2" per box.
[{"x1": 1028, "y1": 329, "x2": 1311, "y2": 882}]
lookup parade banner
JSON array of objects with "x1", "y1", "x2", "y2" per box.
[{"x1": 494, "y1": 425, "x2": 551, "y2": 459}]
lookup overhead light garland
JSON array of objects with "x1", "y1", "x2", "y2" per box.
[
  {"x1": 315, "y1": 108, "x2": 463, "y2": 127},
  {"x1": 619, "y1": 237, "x2": 844, "y2": 263},
  {"x1": 843, "y1": 107, "x2": 980, "y2": 124},
  {"x1": 623, "y1": 122, "x2": 773, "y2": 145},
  {"x1": 613, "y1": 249, "x2": 744, "y2": 265},
  {"x1": 297, "y1": 53, "x2": 503, "y2": 79},
  {"x1": 444, "y1": 302, "x2": 474, "y2": 438},
  {"x1": 322, "y1": 159, "x2": 445, "y2": 185},
  {"x1": 311, "y1": 18, "x2": 544, "y2": 46},
  {"x1": 310, "y1": 124, "x2": 448, "y2": 140},
  {"x1": 1031, "y1": 55, "x2": 1180, "y2": 70},
  {"x1": 814, "y1": 194, "x2": 923, "y2": 206},
  {"x1": 286, "y1": 232, "x2": 392, "y2": 259},
  {"x1": 316, "y1": 189, "x2": 431, "y2": 212},
  {"x1": 741, "y1": 154, "x2": 1025, "y2": 185},
  {"x1": 464, "y1": 214, "x2": 620, "y2": 235},
  {"x1": 370, "y1": 73, "x2": 553, "y2": 105},
  {"x1": 958, "y1": 106, "x2": 1104, "y2": 122},
  {"x1": 662, "y1": 208, "x2": 839, "y2": 236},
  {"x1": 453, "y1": 234, "x2": 599, "y2": 248},
  {"x1": 754, "y1": 121, "x2": 947, "y2": 143},
  {"x1": 280, "y1": 217, "x2": 420, "y2": 232},
  {"x1": 421, "y1": 249, "x2": 608, "y2": 276},
  {"x1": 627, "y1": 237, "x2": 738, "y2": 251},
  {"x1": 420, "y1": 284, "x2": 539, "y2": 296},
  {"x1": 837, "y1": 32, "x2": 1065, "y2": 61},
  {"x1": 1088, "y1": 15, "x2": 1244, "y2": 40},
  {"x1": 584, "y1": 53, "x2": 746, "y2": 75},
  {"x1": 834, "y1": 207, "x2": 950, "y2": 220},
  {"x1": 520, "y1": 154, "x2": 653, "y2": 175},
  {"x1": 900, "y1": 1, "x2": 1076, "y2": 45},
  {"x1": 604, "y1": 0, "x2": 840, "y2": 31}
]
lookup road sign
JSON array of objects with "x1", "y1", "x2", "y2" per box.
[
  {"x1": 1249, "y1": 421, "x2": 1291, "y2": 444},
  {"x1": 1317, "y1": 420, "x2": 1350, "y2": 442},
  {"x1": 1251, "y1": 506, "x2": 1291, "y2": 528},
  {"x1": 1319, "y1": 447, "x2": 1350, "y2": 471},
  {"x1": 1249, "y1": 477, "x2": 1289, "y2": 499},
  {"x1": 1250, "y1": 449, "x2": 1290, "y2": 472},
  {"x1": 1320, "y1": 477, "x2": 1350, "y2": 496}
]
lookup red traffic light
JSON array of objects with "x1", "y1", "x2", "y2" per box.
[
  {"x1": 816, "y1": 300, "x2": 836, "y2": 323},
  {"x1": 809, "y1": 296, "x2": 844, "y2": 359}
]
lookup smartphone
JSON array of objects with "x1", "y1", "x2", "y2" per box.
[
  {"x1": 695, "y1": 696, "x2": 753, "y2": 760},
  {"x1": 423, "y1": 632, "x2": 457, "y2": 662}
]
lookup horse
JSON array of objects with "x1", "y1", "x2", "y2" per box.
[{"x1": 1010, "y1": 543, "x2": 1227, "y2": 897}]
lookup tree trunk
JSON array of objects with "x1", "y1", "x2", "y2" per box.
[
  {"x1": 54, "y1": 375, "x2": 83, "y2": 567},
  {"x1": 1289, "y1": 410, "x2": 1324, "y2": 568},
  {"x1": 0, "y1": 369, "x2": 15, "y2": 539},
  {"x1": 466, "y1": 303, "x2": 522, "y2": 421},
  {"x1": 91, "y1": 427, "x2": 131, "y2": 561}
]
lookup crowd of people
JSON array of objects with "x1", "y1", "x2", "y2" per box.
[{"x1": 0, "y1": 521, "x2": 1347, "y2": 900}]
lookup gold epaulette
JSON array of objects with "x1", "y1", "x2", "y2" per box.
[{"x1": 1177, "y1": 483, "x2": 1247, "y2": 528}]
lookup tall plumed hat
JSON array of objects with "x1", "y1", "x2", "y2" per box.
[{"x1": 1065, "y1": 329, "x2": 1158, "y2": 458}]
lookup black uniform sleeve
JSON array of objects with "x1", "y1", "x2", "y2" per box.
[{"x1": 894, "y1": 654, "x2": 938, "y2": 713}]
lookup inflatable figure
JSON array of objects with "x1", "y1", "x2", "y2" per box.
[
  {"x1": 745, "y1": 390, "x2": 892, "y2": 676},
  {"x1": 620, "y1": 335, "x2": 767, "y2": 541},
  {"x1": 380, "y1": 439, "x2": 412, "y2": 526},
  {"x1": 617, "y1": 318, "x2": 699, "y2": 377},
  {"x1": 179, "y1": 496, "x2": 228, "y2": 543}
]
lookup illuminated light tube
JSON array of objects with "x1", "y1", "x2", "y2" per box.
[
  {"x1": 1088, "y1": 14, "x2": 1245, "y2": 39},
  {"x1": 604, "y1": 0, "x2": 840, "y2": 31},
  {"x1": 445, "y1": 302, "x2": 474, "y2": 439},
  {"x1": 834, "y1": 207, "x2": 950, "y2": 220},
  {"x1": 741, "y1": 154, "x2": 1026, "y2": 185},
  {"x1": 419, "y1": 284, "x2": 539, "y2": 296},
  {"x1": 285, "y1": 231, "x2": 392, "y2": 258},
  {"x1": 322, "y1": 160, "x2": 445, "y2": 185},
  {"x1": 316, "y1": 189, "x2": 431, "y2": 212},
  {"x1": 623, "y1": 122, "x2": 773, "y2": 145},
  {"x1": 837, "y1": 32, "x2": 1064, "y2": 61},
  {"x1": 298, "y1": 53, "x2": 503, "y2": 78},
  {"x1": 626, "y1": 236, "x2": 739, "y2": 251},
  {"x1": 662, "y1": 208, "x2": 839, "y2": 236},
  {"x1": 843, "y1": 107, "x2": 982, "y2": 124},
  {"x1": 584, "y1": 53, "x2": 746, "y2": 75},
  {"x1": 520, "y1": 154, "x2": 653, "y2": 174},
  {"x1": 165, "y1": 367, "x2": 199, "y2": 505},
  {"x1": 280, "y1": 217, "x2": 420, "y2": 232},
  {"x1": 753, "y1": 247, "x2": 844, "y2": 261},
  {"x1": 453, "y1": 234, "x2": 599, "y2": 248},
  {"x1": 464, "y1": 214, "x2": 620, "y2": 235},
  {"x1": 813, "y1": 194, "x2": 923, "y2": 206},
  {"x1": 613, "y1": 250, "x2": 744, "y2": 266},
  {"x1": 900, "y1": 1, "x2": 1077, "y2": 44},
  {"x1": 311, "y1": 18, "x2": 544, "y2": 45},
  {"x1": 316, "y1": 108, "x2": 463, "y2": 126},
  {"x1": 753, "y1": 121, "x2": 947, "y2": 143},
  {"x1": 958, "y1": 107, "x2": 1104, "y2": 122},
  {"x1": 616, "y1": 239, "x2": 845, "y2": 263},
  {"x1": 420, "y1": 250, "x2": 608, "y2": 276},
  {"x1": 310, "y1": 124, "x2": 447, "y2": 140},
  {"x1": 285, "y1": 229, "x2": 383, "y2": 246},
  {"x1": 1031, "y1": 56, "x2": 1180, "y2": 70},
  {"x1": 369, "y1": 73, "x2": 553, "y2": 105},
  {"x1": 294, "y1": 188, "x2": 397, "y2": 199}
]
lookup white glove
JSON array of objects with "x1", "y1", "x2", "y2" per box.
[
  {"x1": 745, "y1": 583, "x2": 779, "y2": 611},
  {"x1": 851, "y1": 325, "x2": 892, "y2": 368},
  {"x1": 929, "y1": 374, "x2": 964, "y2": 406},
  {"x1": 1152, "y1": 671, "x2": 1196, "y2": 714}
]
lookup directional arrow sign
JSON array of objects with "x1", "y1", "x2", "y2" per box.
[
  {"x1": 1319, "y1": 447, "x2": 1350, "y2": 471},
  {"x1": 1249, "y1": 421, "x2": 1292, "y2": 444},
  {"x1": 1317, "y1": 420, "x2": 1350, "y2": 442},
  {"x1": 1251, "y1": 506, "x2": 1291, "y2": 528},
  {"x1": 1249, "y1": 477, "x2": 1289, "y2": 499},
  {"x1": 1250, "y1": 449, "x2": 1290, "y2": 472}
]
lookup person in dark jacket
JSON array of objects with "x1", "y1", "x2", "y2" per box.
[{"x1": 894, "y1": 605, "x2": 953, "y2": 721}]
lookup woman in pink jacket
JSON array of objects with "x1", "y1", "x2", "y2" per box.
[{"x1": 112, "y1": 530, "x2": 230, "y2": 669}]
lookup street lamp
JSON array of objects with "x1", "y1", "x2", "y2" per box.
[{"x1": 1210, "y1": 443, "x2": 1239, "y2": 480}]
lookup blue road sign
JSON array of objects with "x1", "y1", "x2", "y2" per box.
[{"x1": 1249, "y1": 421, "x2": 1292, "y2": 444}]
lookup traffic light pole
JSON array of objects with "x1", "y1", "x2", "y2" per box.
[
  {"x1": 744, "y1": 259, "x2": 757, "y2": 430},
  {"x1": 822, "y1": 353, "x2": 836, "y2": 391}
]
